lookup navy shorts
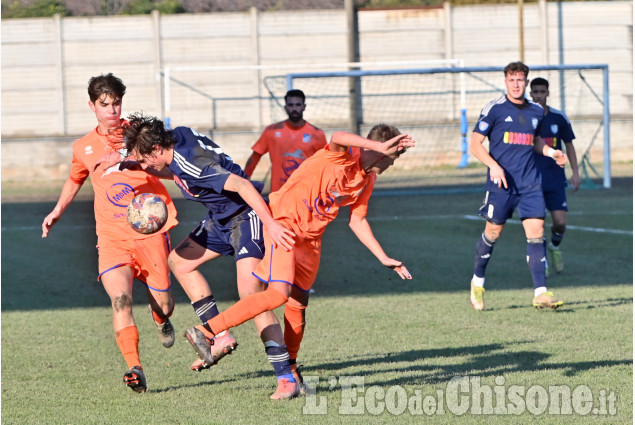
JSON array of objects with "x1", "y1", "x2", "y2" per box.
[
  {"x1": 543, "y1": 187, "x2": 568, "y2": 212},
  {"x1": 478, "y1": 189, "x2": 546, "y2": 224},
  {"x1": 189, "y1": 208, "x2": 265, "y2": 261}
]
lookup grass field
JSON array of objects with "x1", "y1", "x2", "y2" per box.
[{"x1": 1, "y1": 174, "x2": 632, "y2": 424}]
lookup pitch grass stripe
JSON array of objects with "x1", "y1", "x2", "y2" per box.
[
  {"x1": 461, "y1": 214, "x2": 633, "y2": 235},
  {"x1": 12, "y1": 214, "x2": 632, "y2": 236}
]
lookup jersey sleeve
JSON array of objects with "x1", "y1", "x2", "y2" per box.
[
  {"x1": 313, "y1": 129, "x2": 328, "y2": 153},
  {"x1": 562, "y1": 119, "x2": 576, "y2": 143},
  {"x1": 349, "y1": 173, "x2": 376, "y2": 218},
  {"x1": 69, "y1": 149, "x2": 89, "y2": 184},
  {"x1": 251, "y1": 127, "x2": 271, "y2": 155},
  {"x1": 473, "y1": 112, "x2": 494, "y2": 137}
]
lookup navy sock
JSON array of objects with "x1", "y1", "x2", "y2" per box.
[
  {"x1": 265, "y1": 343, "x2": 295, "y2": 382},
  {"x1": 551, "y1": 229, "x2": 564, "y2": 247},
  {"x1": 474, "y1": 232, "x2": 495, "y2": 278},
  {"x1": 527, "y1": 238, "x2": 547, "y2": 289},
  {"x1": 192, "y1": 295, "x2": 220, "y2": 323}
]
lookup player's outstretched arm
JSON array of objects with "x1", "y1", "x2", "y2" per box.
[
  {"x1": 42, "y1": 178, "x2": 83, "y2": 238},
  {"x1": 329, "y1": 131, "x2": 415, "y2": 155},
  {"x1": 223, "y1": 173, "x2": 295, "y2": 251},
  {"x1": 348, "y1": 213, "x2": 412, "y2": 280}
]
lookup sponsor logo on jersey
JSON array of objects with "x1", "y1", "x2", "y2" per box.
[
  {"x1": 302, "y1": 133, "x2": 312, "y2": 143},
  {"x1": 478, "y1": 121, "x2": 489, "y2": 132},
  {"x1": 283, "y1": 158, "x2": 301, "y2": 177},
  {"x1": 503, "y1": 132, "x2": 534, "y2": 146},
  {"x1": 275, "y1": 131, "x2": 282, "y2": 138},
  {"x1": 313, "y1": 194, "x2": 335, "y2": 217},
  {"x1": 532, "y1": 118, "x2": 538, "y2": 129},
  {"x1": 551, "y1": 124, "x2": 558, "y2": 135},
  {"x1": 106, "y1": 182, "x2": 136, "y2": 207},
  {"x1": 85, "y1": 146, "x2": 93, "y2": 155}
]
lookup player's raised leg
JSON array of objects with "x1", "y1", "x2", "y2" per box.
[{"x1": 169, "y1": 237, "x2": 238, "y2": 369}]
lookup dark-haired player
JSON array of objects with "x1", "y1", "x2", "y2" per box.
[
  {"x1": 120, "y1": 114, "x2": 298, "y2": 400},
  {"x1": 530, "y1": 77, "x2": 580, "y2": 273},
  {"x1": 469, "y1": 62, "x2": 568, "y2": 311},
  {"x1": 184, "y1": 125, "x2": 414, "y2": 399},
  {"x1": 42, "y1": 74, "x2": 179, "y2": 393},
  {"x1": 244, "y1": 89, "x2": 327, "y2": 192}
]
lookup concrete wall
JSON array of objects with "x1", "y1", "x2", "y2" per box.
[{"x1": 1, "y1": 1, "x2": 632, "y2": 182}]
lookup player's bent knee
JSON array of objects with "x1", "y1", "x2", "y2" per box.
[{"x1": 113, "y1": 294, "x2": 133, "y2": 312}]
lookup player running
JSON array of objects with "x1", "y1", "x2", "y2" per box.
[
  {"x1": 42, "y1": 74, "x2": 179, "y2": 393},
  {"x1": 183, "y1": 124, "x2": 414, "y2": 398},
  {"x1": 469, "y1": 62, "x2": 568, "y2": 311},
  {"x1": 530, "y1": 77, "x2": 580, "y2": 273},
  {"x1": 119, "y1": 113, "x2": 298, "y2": 399}
]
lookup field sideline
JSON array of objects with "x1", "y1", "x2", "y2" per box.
[{"x1": 1, "y1": 175, "x2": 632, "y2": 424}]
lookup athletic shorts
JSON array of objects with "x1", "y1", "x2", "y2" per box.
[
  {"x1": 253, "y1": 231, "x2": 321, "y2": 293},
  {"x1": 543, "y1": 187, "x2": 568, "y2": 212},
  {"x1": 97, "y1": 232, "x2": 172, "y2": 292},
  {"x1": 189, "y1": 208, "x2": 265, "y2": 261},
  {"x1": 478, "y1": 189, "x2": 546, "y2": 225}
]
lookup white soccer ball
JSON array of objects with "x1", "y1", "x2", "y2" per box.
[{"x1": 126, "y1": 193, "x2": 168, "y2": 234}]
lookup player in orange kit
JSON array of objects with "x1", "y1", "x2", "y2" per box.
[
  {"x1": 244, "y1": 89, "x2": 327, "y2": 192},
  {"x1": 41, "y1": 74, "x2": 178, "y2": 394},
  {"x1": 185, "y1": 124, "x2": 414, "y2": 398}
]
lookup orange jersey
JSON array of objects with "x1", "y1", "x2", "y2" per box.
[
  {"x1": 268, "y1": 144, "x2": 376, "y2": 240},
  {"x1": 69, "y1": 121, "x2": 178, "y2": 240},
  {"x1": 252, "y1": 120, "x2": 327, "y2": 192}
]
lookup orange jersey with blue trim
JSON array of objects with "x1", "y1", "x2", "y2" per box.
[
  {"x1": 268, "y1": 144, "x2": 375, "y2": 240},
  {"x1": 69, "y1": 121, "x2": 178, "y2": 240},
  {"x1": 252, "y1": 120, "x2": 327, "y2": 192}
]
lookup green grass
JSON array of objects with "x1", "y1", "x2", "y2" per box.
[{"x1": 1, "y1": 177, "x2": 632, "y2": 424}]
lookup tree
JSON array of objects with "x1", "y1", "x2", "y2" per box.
[{"x1": 2, "y1": 0, "x2": 69, "y2": 18}]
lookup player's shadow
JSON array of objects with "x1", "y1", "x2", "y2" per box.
[{"x1": 149, "y1": 341, "x2": 631, "y2": 393}]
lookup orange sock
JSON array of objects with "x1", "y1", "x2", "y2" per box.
[
  {"x1": 151, "y1": 296, "x2": 175, "y2": 325},
  {"x1": 115, "y1": 326, "x2": 141, "y2": 369},
  {"x1": 207, "y1": 287, "x2": 288, "y2": 335},
  {"x1": 284, "y1": 302, "x2": 306, "y2": 361}
]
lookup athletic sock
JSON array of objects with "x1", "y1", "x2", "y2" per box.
[
  {"x1": 192, "y1": 295, "x2": 220, "y2": 323},
  {"x1": 534, "y1": 286, "x2": 548, "y2": 297},
  {"x1": 151, "y1": 295, "x2": 175, "y2": 325},
  {"x1": 527, "y1": 238, "x2": 547, "y2": 290},
  {"x1": 551, "y1": 229, "x2": 564, "y2": 248},
  {"x1": 264, "y1": 341, "x2": 295, "y2": 382},
  {"x1": 283, "y1": 302, "x2": 306, "y2": 361},
  {"x1": 115, "y1": 326, "x2": 141, "y2": 369},
  {"x1": 207, "y1": 287, "x2": 288, "y2": 335},
  {"x1": 474, "y1": 232, "x2": 496, "y2": 279}
]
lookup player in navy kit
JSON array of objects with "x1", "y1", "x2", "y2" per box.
[
  {"x1": 530, "y1": 77, "x2": 580, "y2": 273},
  {"x1": 469, "y1": 62, "x2": 568, "y2": 311},
  {"x1": 120, "y1": 113, "x2": 302, "y2": 400}
]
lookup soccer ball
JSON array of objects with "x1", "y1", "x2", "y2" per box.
[{"x1": 127, "y1": 193, "x2": 168, "y2": 234}]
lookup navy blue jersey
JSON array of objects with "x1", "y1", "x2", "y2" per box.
[
  {"x1": 474, "y1": 95, "x2": 544, "y2": 194},
  {"x1": 169, "y1": 127, "x2": 263, "y2": 223},
  {"x1": 534, "y1": 107, "x2": 575, "y2": 191}
]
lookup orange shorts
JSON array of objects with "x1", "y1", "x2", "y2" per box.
[
  {"x1": 97, "y1": 232, "x2": 172, "y2": 292},
  {"x1": 253, "y1": 231, "x2": 321, "y2": 292}
]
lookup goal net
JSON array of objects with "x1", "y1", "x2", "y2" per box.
[{"x1": 264, "y1": 64, "x2": 611, "y2": 193}]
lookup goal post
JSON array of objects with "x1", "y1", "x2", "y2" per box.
[{"x1": 270, "y1": 64, "x2": 610, "y2": 192}]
